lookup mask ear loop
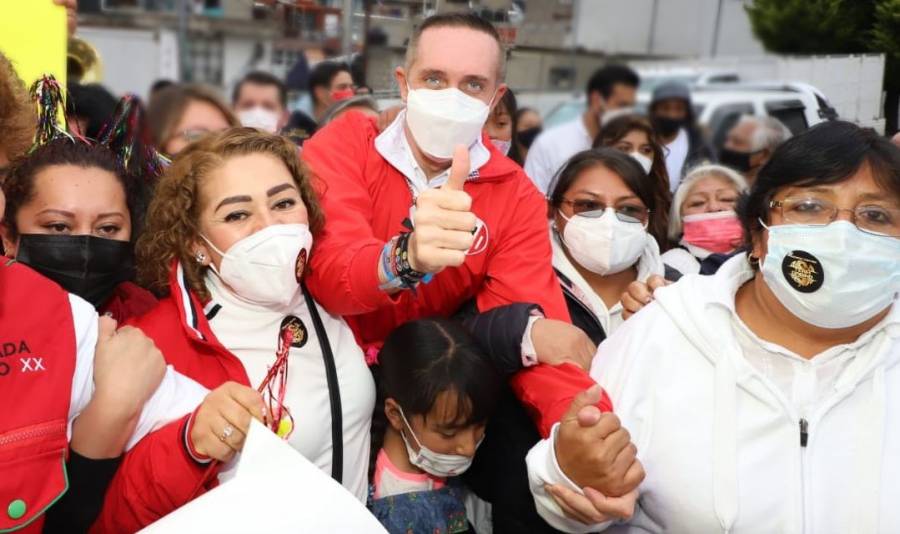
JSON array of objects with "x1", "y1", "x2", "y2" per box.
[{"x1": 397, "y1": 406, "x2": 426, "y2": 451}]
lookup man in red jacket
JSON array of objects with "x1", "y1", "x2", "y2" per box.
[
  {"x1": 302, "y1": 12, "x2": 641, "y2": 527},
  {"x1": 304, "y1": 12, "x2": 580, "y2": 427}
]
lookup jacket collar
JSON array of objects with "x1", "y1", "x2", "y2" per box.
[
  {"x1": 374, "y1": 109, "x2": 514, "y2": 190},
  {"x1": 167, "y1": 260, "x2": 224, "y2": 346}
]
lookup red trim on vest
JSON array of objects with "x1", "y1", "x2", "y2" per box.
[{"x1": 0, "y1": 262, "x2": 78, "y2": 532}]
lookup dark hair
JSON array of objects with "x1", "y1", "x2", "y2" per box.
[
  {"x1": 150, "y1": 79, "x2": 175, "y2": 96},
  {"x1": 496, "y1": 88, "x2": 524, "y2": 165},
  {"x1": 369, "y1": 318, "x2": 501, "y2": 478},
  {"x1": 66, "y1": 83, "x2": 118, "y2": 140},
  {"x1": 2, "y1": 139, "x2": 140, "y2": 241},
  {"x1": 594, "y1": 114, "x2": 673, "y2": 250},
  {"x1": 548, "y1": 147, "x2": 666, "y2": 247},
  {"x1": 738, "y1": 120, "x2": 900, "y2": 253},
  {"x1": 232, "y1": 71, "x2": 287, "y2": 108},
  {"x1": 308, "y1": 61, "x2": 352, "y2": 106},
  {"x1": 407, "y1": 13, "x2": 506, "y2": 80},
  {"x1": 586, "y1": 65, "x2": 640, "y2": 100}
]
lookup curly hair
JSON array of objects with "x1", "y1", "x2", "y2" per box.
[
  {"x1": 0, "y1": 52, "x2": 36, "y2": 171},
  {"x1": 137, "y1": 128, "x2": 324, "y2": 300}
]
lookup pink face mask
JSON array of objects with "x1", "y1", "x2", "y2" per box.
[{"x1": 682, "y1": 210, "x2": 743, "y2": 254}]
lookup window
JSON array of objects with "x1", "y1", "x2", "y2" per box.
[
  {"x1": 548, "y1": 66, "x2": 575, "y2": 90},
  {"x1": 765, "y1": 100, "x2": 808, "y2": 135}
]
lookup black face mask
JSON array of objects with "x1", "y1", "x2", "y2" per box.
[
  {"x1": 718, "y1": 147, "x2": 760, "y2": 174},
  {"x1": 15, "y1": 234, "x2": 135, "y2": 308},
  {"x1": 652, "y1": 116, "x2": 685, "y2": 138},
  {"x1": 518, "y1": 127, "x2": 543, "y2": 149}
]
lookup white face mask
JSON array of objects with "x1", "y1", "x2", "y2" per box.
[
  {"x1": 490, "y1": 138, "x2": 511, "y2": 156},
  {"x1": 628, "y1": 151, "x2": 653, "y2": 174},
  {"x1": 405, "y1": 85, "x2": 491, "y2": 160},
  {"x1": 760, "y1": 221, "x2": 900, "y2": 329},
  {"x1": 202, "y1": 223, "x2": 312, "y2": 308},
  {"x1": 398, "y1": 407, "x2": 479, "y2": 478},
  {"x1": 559, "y1": 208, "x2": 648, "y2": 275},
  {"x1": 238, "y1": 106, "x2": 280, "y2": 134}
]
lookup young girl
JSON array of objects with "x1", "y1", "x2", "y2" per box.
[{"x1": 369, "y1": 317, "x2": 503, "y2": 534}]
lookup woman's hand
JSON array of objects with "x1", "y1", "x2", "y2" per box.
[
  {"x1": 531, "y1": 319, "x2": 596, "y2": 371},
  {"x1": 71, "y1": 317, "x2": 168, "y2": 458},
  {"x1": 546, "y1": 485, "x2": 638, "y2": 525},
  {"x1": 621, "y1": 275, "x2": 668, "y2": 320},
  {"x1": 190, "y1": 382, "x2": 266, "y2": 462},
  {"x1": 92, "y1": 318, "x2": 168, "y2": 412}
]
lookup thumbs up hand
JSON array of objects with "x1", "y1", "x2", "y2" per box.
[{"x1": 408, "y1": 145, "x2": 478, "y2": 273}]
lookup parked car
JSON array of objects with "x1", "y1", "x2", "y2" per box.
[{"x1": 543, "y1": 84, "x2": 835, "y2": 149}]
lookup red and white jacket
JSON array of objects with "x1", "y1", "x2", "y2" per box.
[
  {"x1": 0, "y1": 261, "x2": 203, "y2": 533},
  {"x1": 302, "y1": 111, "x2": 600, "y2": 437}
]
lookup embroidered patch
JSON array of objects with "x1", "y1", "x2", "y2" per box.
[
  {"x1": 280, "y1": 315, "x2": 308, "y2": 348},
  {"x1": 781, "y1": 250, "x2": 824, "y2": 293}
]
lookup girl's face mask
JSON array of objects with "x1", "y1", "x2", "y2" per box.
[{"x1": 398, "y1": 407, "x2": 481, "y2": 478}]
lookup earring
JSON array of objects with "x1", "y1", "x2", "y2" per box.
[{"x1": 194, "y1": 252, "x2": 206, "y2": 264}]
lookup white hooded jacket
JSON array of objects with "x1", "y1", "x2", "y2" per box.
[{"x1": 528, "y1": 254, "x2": 900, "y2": 534}]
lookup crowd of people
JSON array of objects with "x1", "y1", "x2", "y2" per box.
[{"x1": 1, "y1": 9, "x2": 899, "y2": 534}]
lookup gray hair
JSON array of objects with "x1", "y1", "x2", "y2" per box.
[
  {"x1": 737, "y1": 115, "x2": 793, "y2": 152},
  {"x1": 668, "y1": 163, "x2": 749, "y2": 240},
  {"x1": 320, "y1": 96, "x2": 379, "y2": 126}
]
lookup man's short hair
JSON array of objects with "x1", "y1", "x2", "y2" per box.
[
  {"x1": 233, "y1": 71, "x2": 287, "y2": 108},
  {"x1": 308, "y1": 61, "x2": 352, "y2": 106},
  {"x1": 405, "y1": 13, "x2": 506, "y2": 81},
  {"x1": 737, "y1": 115, "x2": 793, "y2": 152},
  {"x1": 586, "y1": 65, "x2": 640, "y2": 99}
]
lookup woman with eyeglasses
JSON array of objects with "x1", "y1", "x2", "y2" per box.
[
  {"x1": 528, "y1": 121, "x2": 900, "y2": 533},
  {"x1": 147, "y1": 84, "x2": 239, "y2": 157},
  {"x1": 547, "y1": 148, "x2": 671, "y2": 344}
]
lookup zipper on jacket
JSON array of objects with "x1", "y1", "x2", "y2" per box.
[{"x1": 799, "y1": 418, "x2": 809, "y2": 447}]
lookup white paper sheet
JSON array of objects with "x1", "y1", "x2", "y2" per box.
[{"x1": 140, "y1": 420, "x2": 387, "y2": 533}]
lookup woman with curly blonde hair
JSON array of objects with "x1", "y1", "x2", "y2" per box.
[
  {"x1": 94, "y1": 128, "x2": 376, "y2": 533},
  {"x1": 0, "y1": 52, "x2": 36, "y2": 180}
]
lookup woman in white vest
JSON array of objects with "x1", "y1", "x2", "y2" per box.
[{"x1": 527, "y1": 120, "x2": 900, "y2": 533}]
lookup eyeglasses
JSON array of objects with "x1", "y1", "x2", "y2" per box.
[
  {"x1": 770, "y1": 197, "x2": 900, "y2": 238},
  {"x1": 560, "y1": 198, "x2": 649, "y2": 224}
]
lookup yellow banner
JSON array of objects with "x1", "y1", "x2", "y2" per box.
[{"x1": 0, "y1": 0, "x2": 68, "y2": 91}]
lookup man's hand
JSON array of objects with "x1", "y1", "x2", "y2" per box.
[
  {"x1": 531, "y1": 319, "x2": 595, "y2": 370},
  {"x1": 190, "y1": 382, "x2": 266, "y2": 462},
  {"x1": 621, "y1": 275, "x2": 667, "y2": 320},
  {"x1": 555, "y1": 386, "x2": 644, "y2": 497},
  {"x1": 53, "y1": 0, "x2": 78, "y2": 35},
  {"x1": 408, "y1": 145, "x2": 476, "y2": 273},
  {"x1": 546, "y1": 485, "x2": 638, "y2": 525}
]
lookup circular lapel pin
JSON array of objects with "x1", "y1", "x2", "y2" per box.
[
  {"x1": 281, "y1": 315, "x2": 309, "y2": 348},
  {"x1": 781, "y1": 250, "x2": 824, "y2": 293}
]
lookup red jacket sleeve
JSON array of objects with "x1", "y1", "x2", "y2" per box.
[
  {"x1": 509, "y1": 363, "x2": 613, "y2": 438},
  {"x1": 91, "y1": 415, "x2": 216, "y2": 533},
  {"x1": 302, "y1": 113, "x2": 396, "y2": 316},
  {"x1": 475, "y1": 177, "x2": 568, "y2": 321}
]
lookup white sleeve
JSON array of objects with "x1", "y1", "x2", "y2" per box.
[
  {"x1": 125, "y1": 367, "x2": 208, "y2": 450},
  {"x1": 526, "y1": 423, "x2": 614, "y2": 533},
  {"x1": 527, "y1": 304, "x2": 671, "y2": 533},
  {"x1": 67, "y1": 294, "x2": 99, "y2": 440},
  {"x1": 524, "y1": 135, "x2": 551, "y2": 194},
  {"x1": 64, "y1": 293, "x2": 208, "y2": 449}
]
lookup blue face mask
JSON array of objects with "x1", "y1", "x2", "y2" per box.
[{"x1": 760, "y1": 221, "x2": 900, "y2": 329}]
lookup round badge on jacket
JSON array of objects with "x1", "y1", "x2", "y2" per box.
[
  {"x1": 781, "y1": 250, "x2": 824, "y2": 293},
  {"x1": 281, "y1": 315, "x2": 309, "y2": 348}
]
